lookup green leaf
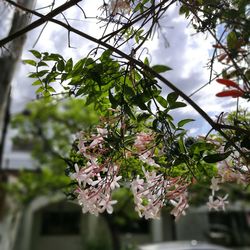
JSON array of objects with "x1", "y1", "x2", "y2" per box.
[
  {"x1": 137, "y1": 113, "x2": 152, "y2": 122},
  {"x1": 65, "y1": 58, "x2": 73, "y2": 72},
  {"x1": 68, "y1": 76, "x2": 82, "y2": 85},
  {"x1": 152, "y1": 65, "x2": 172, "y2": 73},
  {"x1": 43, "y1": 53, "x2": 62, "y2": 61},
  {"x1": 100, "y1": 49, "x2": 112, "y2": 61},
  {"x1": 28, "y1": 72, "x2": 38, "y2": 78},
  {"x1": 47, "y1": 86, "x2": 56, "y2": 93},
  {"x1": 177, "y1": 119, "x2": 194, "y2": 127},
  {"x1": 156, "y1": 96, "x2": 168, "y2": 108},
  {"x1": 35, "y1": 86, "x2": 44, "y2": 94},
  {"x1": 169, "y1": 102, "x2": 187, "y2": 109},
  {"x1": 23, "y1": 59, "x2": 36, "y2": 66},
  {"x1": 152, "y1": 119, "x2": 160, "y2": 132},
  {"x1": 179, "y1": 5, "x2": 190, "y2": 16},
  {"x1": 72, "y1": 59, "x2": 85, "y2": 73},
  {"x1": 124, "y1": 85, "x2": 135, "y2": 98},
  {"x1": 203, "y1": 151, "x2": 232, "y2": 163},
  {"x1": 124, "y1": 104, "x2": 135, "y2": 119},
  {"x1": 57, "y1": 60, "x2": 65, "y2": 72},
  {"x1": 109, "y1": 90, "x2": 118, "y2": 108},
  {"x1": 167, "y1": 92, "x2": 178, "y2": 104},
  {"x1": 190, "y1": 142, "x2": 214, "y2": 155},
  {"x1": 36, "y1": 70, "x2": 49, "y2": 77},
  {"x1": 37, "y1": 61, "x2": 48, "y2": 67},
  {"x1": 132, "y1": 94, "x2": 148, "y2": 110},
  {"x1": 227, "y1": 31, "x2": 238, "y2": 50},
  {"x1": 144, "y1": 57, "x2": 149, "y2": 66},
  {"x1": 29, "y1": 50, "x2": 41, "y2": 59},
  {"x1": 32, "y1": 80, "x2": 42, "y2": 86}
]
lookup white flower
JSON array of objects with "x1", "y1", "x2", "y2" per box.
[
  {"x1": 139, "y1": 151, "x2": 160, "y2": 167},
  {"x1": 106, "y1": 200, "x2": 118, "y2": 214},
  {"x1": 134, "y1": 132, "x2": 153, "y2": 152},
  {"x1": 110, "y1": 175, "x2": 122, "y2": 190},
  {"x1": 70, "y1": 164, "x2": 84, "y2": 185},
  {"x1": 170, "y1": 192, "x2": 189, "y2": 220},
  {"x1": 207, "y1": 194, "x2": 229, "y2": 211}
]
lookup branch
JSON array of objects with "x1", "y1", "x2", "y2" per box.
[{"x1": 0, "y1": 0, "x2": 82, "y2": 47}]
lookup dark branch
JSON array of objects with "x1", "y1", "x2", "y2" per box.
[{"x1": 0, "y1": 0, "x2": 82, "y2": 47}]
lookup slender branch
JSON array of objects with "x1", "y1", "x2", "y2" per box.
[
  {"x1": 0, "y1": 0, "x2": 82, "y2": 47},
  {"x1": 101, "y1": 0, "x2": 170, "y2": 42}
]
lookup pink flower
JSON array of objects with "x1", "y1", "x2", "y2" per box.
[
  {"x1": 110, "y1": 175, "x2": 122, "y2": 190},
  {"x1": 134, "y1": 132, "x2": 153, "y2": 152},
  {"x1": 170, "y1": 194, "x2": 189, "y2": 220}
]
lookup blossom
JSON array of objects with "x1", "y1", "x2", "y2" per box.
[
  {"x1": 110, "y1": 175, "x2": 122, "y2": 190},
  {"x1": 70, "y1": 164, "x2": 86, "y2": 186},
  {"x1": 170, "y1": 192, "x2": 189, "y2": 220},
  {"x1": 207, "y1": 194, "x2": 229, "y2": 211},
  {"x1": 139, "y1": 151, "x2": 160, "y2": 167},
  {"x1": 216, "y1": 78, "x2": 243, "y2": 91},
  {"x1": 217, "y1": 161, "x2": 246, "y2": 185},
  {"x1": 100, "y1": 198, "x2": 118, "y2": 214},
  {"x1": 134, "y1": 132, "x2": 153, "y2": 152},
  {"x1": 131, "y1": 175, "x2": 144, "y2": 193},
  {"x1": 73, "y1": 163, "x2": 121, "y2": 216},
  {"x1": 131, "y1": 169, "x2": 189, "y2": 220}
]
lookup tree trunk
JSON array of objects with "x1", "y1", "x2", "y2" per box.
[{"x1": 0, "y1": 0, "x2": 36, "y2": 168}]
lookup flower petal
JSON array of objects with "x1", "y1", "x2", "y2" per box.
[
  {"x1": 216, "y1": 79, "x2": 243, "y2": 91},
  {"x1": 216, "y1": 90, "x2": 243, "y2": 98}
]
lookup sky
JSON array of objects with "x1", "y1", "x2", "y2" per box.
[{"x1": 4, "y1": 0, "x2": 247, "y2": 137}]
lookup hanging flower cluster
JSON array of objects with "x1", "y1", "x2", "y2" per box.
[
  {"x1": 207, "y1": 160, "x2": 247, "y2": 211},
  {"x1": 68, "y1": 124, "x2": 192, "y2": 219},
  {"x1": 68, "y1": 117, "x2": 250, "y2": 219},
  {"x1": 134, "y1": 132, "x2": 160, "y2": 167},
  {"x1": 207, "y1": 177, "x2": 229, "y2": 211},
  {"x1": 70, "y1": 128, "x2": 122, "y2": 215},
  {"x1": 73, "y1": 162, "x2": 121, "y2": 215},
  {"x1": 131, "y1": 169, "x2": 189, "y2": 220}
]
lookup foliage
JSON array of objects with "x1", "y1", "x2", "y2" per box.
[{"x1": 1, "y1": 0, "x2": 249, "y2": 219}]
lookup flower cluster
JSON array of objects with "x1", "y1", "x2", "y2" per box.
[
  {"x1": 206, "y1": 176, "x2": 228, "y2": 211},
  {"x1": 217, "y1": 161, "x2": 247, "y2": 185},
  {"x1": 134, "y1": 132, "x2": 159, "y2": 167},
  {"x1": 73, "y1": 163, "x2": 121, "y2": 215},
  {"x1": 69, "y1": 128, "x2": 193, "y2": 219},
  {"x1": 131, "y1": 168, "x2": 189, "y2": 220},
  {"x1": 71, "y1": 128, "x2": 122, "y2": 215},
  {"x1": 206, "y1": 160, "x2": 247, "y2": 211}
]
